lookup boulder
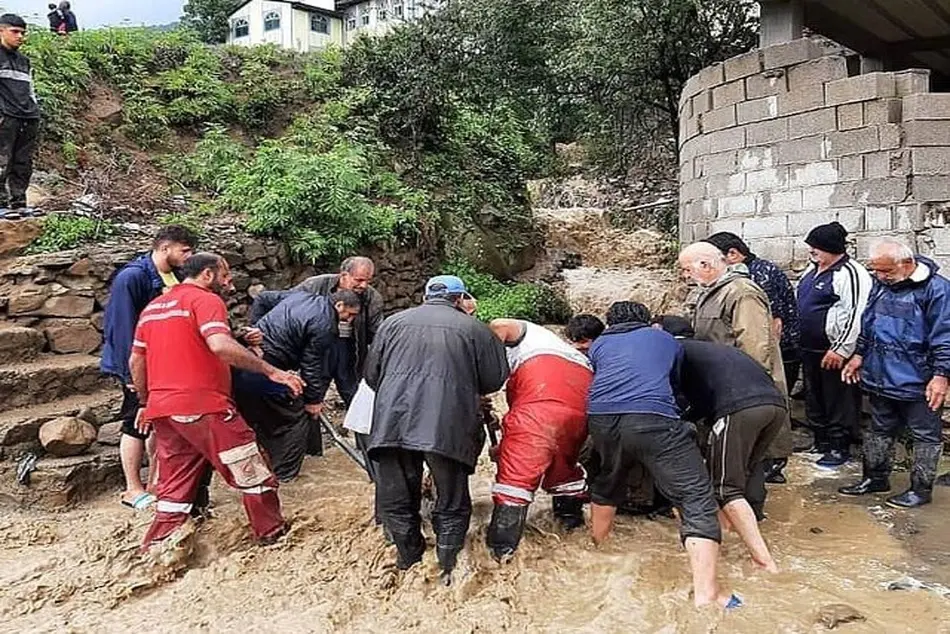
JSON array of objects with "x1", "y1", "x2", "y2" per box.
[
  {"x1": 96, "y1": 421, "x2": 122, "y2": 446},
  {"x1": 42, "y1": 319, "x2": 101, "y2": 354},
  {"x1": 39, "y1": 416, "x2": 97, "y2": 457},
  {"x1": 7, "y1": 284, "x2": 50, "y2": 314},
  {"x1": 36, "y1": 294, "x2": 95, "y2": 318},
  {"x1": 0, "y1": 218, "x2": 42, "y2": 257}
]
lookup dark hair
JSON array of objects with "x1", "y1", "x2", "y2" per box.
[
  {"x1": 0, "y1": 14, "x2": 26, "y2": 28},
  {"x1": 565, "y1": 314, "x2": 605, "y2": 342},
  {"x1": 340, "y1": 256, "x2": 374, "y2": 274},
  {"x1": 330, "y1": 289, "x2": 361, "y2": 308},
  {"x1": 154, "y1": 225, "x2": 198, "y2": 249},
  {"x1": 49, "y1": 4, "x2": 57, "y2": 11},
  {"x1": 706, "y1": 232, "x2": 752, "y2": 259},
  {"x1": 181, "y1": 252, "x2": 223, "y2": 279},
  {"x1": 606, "y1": 301, "x2": 651, "y2": 327},
  {"x1": 652, "y1": 315, "x2": 695, "y2": 339}
]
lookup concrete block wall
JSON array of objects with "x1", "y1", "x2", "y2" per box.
[{"x1": 679, "y1": 39, "x2": 950, "y2": 272}]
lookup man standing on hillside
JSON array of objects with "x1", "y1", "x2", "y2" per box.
[
  {"x1": 101, "y1": 225, "x2": 198, "y2": 510},
  {"x1": 130, "y1": 253, "x2": 304, "y2": 549},
  {"x1": 0, "y1": 14, "x2": 41, "y2": 217}
]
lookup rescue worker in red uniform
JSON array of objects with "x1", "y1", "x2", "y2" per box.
[
  {"x1": 129, "y1": 252, "x2": 305, "y2": 550},
  {"x1": 486, "y1": 319, "x2": 593, "y2": 561}
]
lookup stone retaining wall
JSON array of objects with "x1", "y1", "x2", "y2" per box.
[{"x1": 678, "y1": 38, "x2": 950, "y2": 272}]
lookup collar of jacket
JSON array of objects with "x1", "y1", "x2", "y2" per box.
[
  {"x1": 882, "y1": 255, "x2": 938, "y2": 291},
  {"x1": 424, "y1": 297, "x2": 465, "y2": 312},
  {"x1": 701, "y1": 267, "x2": 749, "y2": 297},
  {"x1": 134, "y1": 252, "x2": 165, "y2": 294},
  {"x1": 601, "y1": 321, "x2": 649, "y2": 336}
]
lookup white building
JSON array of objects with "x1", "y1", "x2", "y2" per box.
[{"x1": 227, "y1": 0, "x2": 444, "y2": 52}]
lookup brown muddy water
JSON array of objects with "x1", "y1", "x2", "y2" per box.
[{"x1": 0, "y1": 447, "x2": 948, "y2": 633}]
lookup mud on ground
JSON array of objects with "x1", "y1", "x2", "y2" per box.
[{"x1": 1, "y1": 447, "x2": 948, "y2": 633}]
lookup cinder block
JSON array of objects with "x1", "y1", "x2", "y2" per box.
[
  {"x1": 837, "y1": 207, "x2": 865, "y2": 232},
  {"x1": 776, "y1": 136, "x2": 824, "y2": 164},
  {"x1": 839, "y1": 155, "x2": 863, "y2": 181},
  {"x1": 680, "y1": 135, "x2": 709, "y2": 162},
  {"x1": 856, "y1": 233, "x2": 917, "y2": 260},
  {"x1": 746, "y1": 71, "x2": 787, "y2": 99},
  {"x1": 725, "y1": 50, "x2": 763, "y2": 82},
  {"x1": 754, "y1": 238, "x2": 794, "y2": 268},
  {"x1": 865, "y1": 206, "x2": 893, "y2": 231},
  {"x1": 744, "y1": 214, "x2": 788, "y2": 238},
  {"x1": 704, "y1": 105, "x2": 738, "y2": 132},
  {"x1": 879, "y1": 123, "x2": 902, "y2": 150},
  {"x1": 709, "y1": 218, "x2": 744, "y2": 235},
  {"x1": 789, "y1": 162, "x2": 839, "y2": 188},
  {"x1": 706, "y1": 173, "x2": 746, "y2": 197},
  {"x1": 836, "y1": 103, "x2": 863, "y2": 130},
  {"x1": 718, "y1": 195, "x2": 757, "y2": 217},
  {"x1": 707, "y1": 127, "x2": 745, "y2": 153},
  {"x1": 693, "y1": 90, "x2": 713, "y2": 115},
  {"x1": 787, "y1": 56, "x2": 848, "y2": 92},
  {"x1": 682, "y1": 114, "x2": 701, "y2": 141},
  {"x1": 864, "y1": 99, "x2": 902, "y2": 124},
  {"x1": 766, "y1": 189, "x2": 803, "y2": 213},
  {"x1": 745, "y1": 118, "x2": 788, "y2": 146},
  {"x1": 895, "y1": 203, "x2": 925, "y2": 231},
  {"x1": 762, "y1": 38, "x2": 824, "y2": 70},
  {"x1": 788, "y1": 108, "x2": 836, "y2": 139},
  {"x1": 825, "y1": 72, "x2": 896, "y2": 106},
  {"x1": 789, "y1": 208, "x2": 837, "y2": 233},
  {"x1": 712, "y1": 80, "x2": 746, "y2": 110},
  {"x1": 745, "y1": 167, "x2": 788, "y2": 192},
  {"x1": 801, "y1": 185, "x2": 837, "y2": 210},
  {"x1": 826, "y1": 127, "x2": 880, "y2": 157},
  {"x1": 679, "y1": 160, "x2": 693, "y2": 182},
  {"x1": 914, "y1": 177, "x2": 950, "y2": 202},
  {"x1": 854, "y1": 178, "x2": 907, "y2": 205},
  {"x1": 894, "y1": 69, "x2": 930, "y2": 96},
  {"x1": 889, "y1": 149, "x2": 912, "y2": 176},
  {"x1": 682, "y1": 72, "x2": 704, "y2": 102},
  {"x1": 912, "y1": 147, "x2": 950, "y2": 175},
  {"x1": 777, "y1": 84, "x2": 825, "y2": 115},
  {"x1": 738, "y1": 147, "x2": 775, "y2": 171},
  {"x1": 904, "y1": 121, "x2": 950, "y2": 146},
  {"x1": 701, "y1": 150, "x2": 738, "y2": 176},
  {"x1": 737, "y1": 96, "x2": 778, "y2": 124},
  {"x1": 684, "y1": 199, "x2": 717, "y2": 223},
  {"x1": 699, "y1": 63, "x2": 726, "y2": 91},
  {"x1": 681, "y1": 177, "x2": 706, "y2": 202},
  {"x1": 903, "y1": 93, "x2": 950, "y2": 121},
  {"x1": 863, "y1": 152, "x2": 891, "y2": 179}
]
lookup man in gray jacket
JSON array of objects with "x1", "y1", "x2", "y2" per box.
[{"x1": 364, "y1": 275, "x2": 509, "y2": 581}]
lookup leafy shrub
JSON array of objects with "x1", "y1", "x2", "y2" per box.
[
  {"x1": 443, "y1": 260, "x2": 572, "y2": 324},
  {"x1": 158, "y1": 209, "x2": 210, "y2": 239},
  {"x1": 28, "y1": 215, "x2": 115, "y2": 253},
  {"x1": 166, "y1": 125, "x2": 248, "y2": 193}
]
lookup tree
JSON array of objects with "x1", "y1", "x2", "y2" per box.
[{"x1": 181, "y1": 0, "x2": 240, "y2": 44}]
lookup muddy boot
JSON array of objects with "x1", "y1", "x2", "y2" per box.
[
  {"x1": 436, "y1": 537, "x2": 464, "y2": 584},
  {"x1": 887, "y1": 442, "x2": 942, "y2": 509},
  {"x1": 487, "y1": 504, "x2": 528, "y2": 562},
  {"x1": 391, "y1": 530, "x2": 425, "y2": 570},
  {"x1": 839, "y1": 432, "x2": 893, "y2": 496},
  {"x1": 764, "y1": 458, "x2": 788, "y2": 484},
  {"x1": 552, "y1": 496, "x2": 585, "y2": 531}
]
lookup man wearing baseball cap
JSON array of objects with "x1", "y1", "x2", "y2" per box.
[{"x1": 363, "y1": 275, "x2": 509, "y2": 583}]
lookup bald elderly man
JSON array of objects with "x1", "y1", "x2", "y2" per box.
[{"x1": 678, "y1": 241, "x2": 791, "y2": 512}]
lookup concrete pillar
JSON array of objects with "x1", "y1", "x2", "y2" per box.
[{"x1": 759, "y1": 0, "x2": 804, "y2": 48}]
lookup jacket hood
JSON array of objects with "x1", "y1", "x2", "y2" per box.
[{"x1": 601, "y1": 321, "x2": 649, "y2": 336}]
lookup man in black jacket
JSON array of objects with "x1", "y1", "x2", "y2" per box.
[
  {"x1": 365, "y1": 275, "x2": 509, "y2": 581},
  {"x1": 0, "y1": 14, "x2": 40, "y2": 216},
  {"x1": 656, "y1": 315, "x2": 784, "y2": 573},
  {"x1": 234, "y1": 290, "x2": 361, "y2": 481}
]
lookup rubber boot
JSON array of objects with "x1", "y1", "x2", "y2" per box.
[
  {"x1": 486, "y1": 503, "x2": 528, "y2": 562},
  {"x1": 391, "y1": 530, "x2": 425, "y2": 570},
  {"x1": 764, "y1": 458, "x2": 788, "y2": 484},
  {"x1": 839, "y1": 432, "x2": 893, "y2": 495},
  {"x1": 887, "y1": 442, "x2": 942, "y2": 509},
  {"x1": 552, "y1": 496, "x2": 585, "y2": 531},
  {"x1": 436, "y1": 534, "x2": 465, "y2": 584}
]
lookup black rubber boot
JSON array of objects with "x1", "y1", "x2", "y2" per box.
[
  {"x1": 764, "y1": 458, "x2": 788, "y2": 484},
  {"x1": 436, "y1": 535, "x2": 465, "y2": 582},
  {"x1": 486, "y1": 504, "x2": 528, "y2": 562},
  {"x1": 552, "y1": 496, "x2": 585, "y2": 531},
  {"x1": 887, "y1": 442, "x2": 942, "y2": 509},
  {"x1": 838, "y1": 477, "x2": 891, "y2": 496},
  {"x1": 839, "y1": 432, "x2": 893, "y2": 495},
  {"x1": 391, "y1": 530, "x2": 425, "y2": 570}
]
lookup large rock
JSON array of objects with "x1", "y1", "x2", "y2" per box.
[
  {"x1": 0, "y1": 325, "x2": 45, "y2": 364},
  {"x1": 7, "y1": 284, "x2": 50, "y2": 314},
  {"x1": 0, "y1": 218, "x2": 42, "y2": 257},
  {"x1": 42, "y1": 319, "x2": 101, "y2": 354},
  {"x1": 96, "y1": 421, "x2": 122, "y2": 446},
  {"x1": 38, "y1": 416, "x2": 97, "y2": 457},
  {"x1": 35, "y1": 294, "x2": 95, "y2": 318}
]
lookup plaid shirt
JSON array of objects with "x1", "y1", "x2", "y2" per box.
[{"x1": 747, "y1": 256, "x2": 800, "y2": 355}]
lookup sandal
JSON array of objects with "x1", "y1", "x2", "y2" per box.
[{"x1": 121, "y1": 491, "x2": 156, "y2": 510}]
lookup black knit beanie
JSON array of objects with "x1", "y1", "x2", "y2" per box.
[{"x1": 805, "y1": 221, "x2": 847, "y2": 255}]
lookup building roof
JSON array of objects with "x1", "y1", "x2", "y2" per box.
[
  {"x1": 230, "y1": 0, "x2": 342, "y2": 18},
  {"x1": 804, "y1": 0, "x2": 950, "y2": 85}
]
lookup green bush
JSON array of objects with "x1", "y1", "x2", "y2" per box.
[
  {"x1": 443, "y1": 260, "x2": 572, "y2": 324},
  {"x1": 28, "y1": 215, "x2": 115, "y2": 253},
  {"x1": 166, "y1": 124, "x2": 248, "y2": 193}
]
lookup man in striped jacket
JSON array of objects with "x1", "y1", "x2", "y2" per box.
[{"x1": 796, "y1": 222, "x2": 873, "y2": 469}]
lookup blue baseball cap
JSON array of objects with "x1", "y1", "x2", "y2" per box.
[{"x1": 425, "y1": 275, "x2": 467, "y2": 298}]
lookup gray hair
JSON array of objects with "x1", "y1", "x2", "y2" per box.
[
  {"x1": 679, "y1": 241, "x2": 727, "y2": 268},
  {"x1": 340, "y1": 256, "x2": 375, "y2": 274},
  {"x1": 868, "y1": 238, "x2": 915, "y2": 262}
]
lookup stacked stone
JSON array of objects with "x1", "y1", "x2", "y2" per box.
[{"x1": 678, "y1": 38, "x2": 950, "y2": 272}]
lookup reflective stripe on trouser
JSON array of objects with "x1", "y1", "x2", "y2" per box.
[
  {"x1": 142, "y1": 412, "x2": 284, "y2": 548},
  {"x1": 493, "y1": 405, "x2": 588, "y2": 506}
]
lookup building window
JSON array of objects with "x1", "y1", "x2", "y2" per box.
[
  {"x1": 393, "y1": 3, "x2": 404, "y2": 18},
  {"x1": 232, "y1": 17, "x2": 249, "y2": 38},
  {"x1": 378, "y1": 8, "x2": 388, "y2": 21},
  {"x1": 361, "y1": 12, "x2": 370, "y2": 26},
  {"x1": 264, "y1": 10, "x2": 281, "y2": 32},
  {"x1": 310, "y1": 14, "x2": 329, "y2": 34},
  {"x1": 347, "y1": 17, "x2": 357, "y2": 29}
]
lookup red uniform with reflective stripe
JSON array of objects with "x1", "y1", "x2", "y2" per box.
[{"x1": 132, "y1": 283, "x2": 233, "y2": 419}]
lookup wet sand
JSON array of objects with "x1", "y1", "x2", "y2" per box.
[{"x1": 0, "y1": 446, "x2": 948, "y2": 633}]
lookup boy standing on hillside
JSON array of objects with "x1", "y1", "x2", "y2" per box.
[{"x1": 0, "y1": 14, "x2": 40, "y2": 218}]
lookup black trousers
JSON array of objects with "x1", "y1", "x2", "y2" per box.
[
  {"x1": 374, "y1": 448, "x2": 472, "y2": 550},
  {"x1": 235, "y1": 391, "x2": 317, "y2": 481},
  {"x1": 801, "y1": 350, "x2": 862, "y2": 450},
  {"x1": 0, "y1": 116, "x2": 38, "y2": 208},
  {"x1": 327, "y1": 337, "x2": 359, "y2": 405},
  {"x1": 869, "y1": 394, "x2": 943, "y2": 444}
]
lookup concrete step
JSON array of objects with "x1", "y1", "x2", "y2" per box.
[
  {"x1": 0, "y1": 388, "x2": 121, "y2": 457},
  {"x1": 0, "y1": 324, "x2": 46, "y2": 365},
  {"x1": 0, "y1": 444, "x2": 122, "y2": 509},
  {"x1": 0, "y1": 354, "x2": 109, "y2": 414}
]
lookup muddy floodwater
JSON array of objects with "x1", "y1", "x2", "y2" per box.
[{"x1": 1, "y1": 447, "x2": 949, "y2": 633}]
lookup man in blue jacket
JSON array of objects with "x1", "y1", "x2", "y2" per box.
[
  {"x1": 101, "y1": 226, "x2": 197, "y2": 510},
  {"x1": 839, "y1": 238, "x2": 950, "y2": 508}
]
